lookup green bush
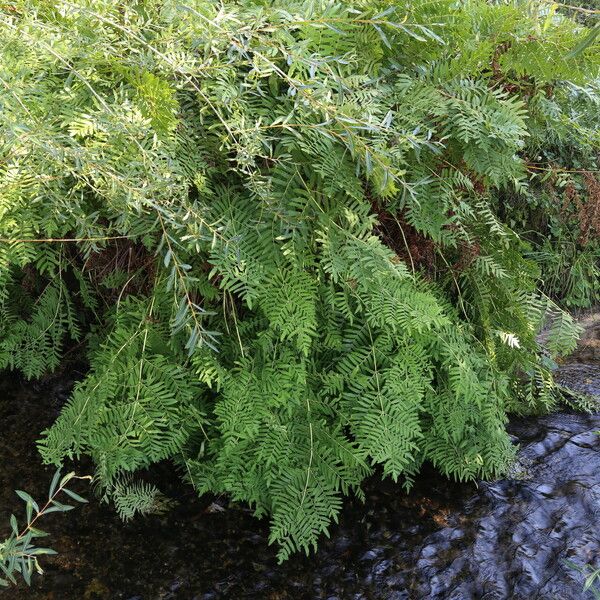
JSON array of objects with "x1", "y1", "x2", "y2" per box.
[{"x1": 0, "y1": 0, "x2": 598, "y2": 560}]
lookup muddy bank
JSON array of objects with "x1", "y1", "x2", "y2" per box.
[
  {"x1": 571, "y1": 310, "x2": 600, "y2": 362},
  {"x1": 0, "y1": 360, "x2": 599, "y2": 599}
]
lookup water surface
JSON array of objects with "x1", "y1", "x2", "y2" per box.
[{"x1": 0, "y1": 358, "x2": 598, "y2": 599}]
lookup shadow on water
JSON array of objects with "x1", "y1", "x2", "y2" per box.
[{"x1": 0, "y1": 355, "x2": 599, "y2": 599}]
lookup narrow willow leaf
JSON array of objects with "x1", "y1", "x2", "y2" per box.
[
  {"x1": 48, "y1": 470, "x2": 61, "y2": 499},
  {"x1": 22, "y1": 560, "x2": 31, "y2": 586},
  {"x1": 28, "y1": 527, "x2": 49, "y2": 538},
  {"x1": 42, "y1": 506, "x2": 67, "y2": 515},
  {"x1": 59, "y1": 472, "x2": 76, "y2": 488},
  {"x1": 50, "y1": 501, "x2": 74, "y2": 512},
  {"x1": 62, "y1": 489, "x2": 88, "y2": 504},
  {"x1": 15, "y1": 491, "x2": 38, "y2": 514},
  {"x1": 9, "y1": 515, "x2": 18, "y2": 536},
  {"x1": 566, "y1": 23, "x2": 600, "y2": 59},
  {"x1": 28, "y1": 548, "x2": 57, "y2": 556}
]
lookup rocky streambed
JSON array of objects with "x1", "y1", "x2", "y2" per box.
[{"x1": 0, "y1": 320, "x2": 599, "y2": 600}]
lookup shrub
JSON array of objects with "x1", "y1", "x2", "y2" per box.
[{"x1": 0, "y1": 0, "x2": 598, "y2": 560}]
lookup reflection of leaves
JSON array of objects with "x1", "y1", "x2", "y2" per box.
[{"x1": 566, "y1": 23, "x2": 600, "y2": 58}]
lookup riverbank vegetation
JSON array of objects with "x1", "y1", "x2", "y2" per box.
[
  {"x1": 0, "y1": 0, "x2": 598, "y2": 562},
  {"x1": 0, "y1": 471, "x2": 89, "y2": 587}
]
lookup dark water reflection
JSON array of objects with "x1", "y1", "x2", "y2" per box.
[{"x1": 0, "y1": 360, "x2": 599, "y2": 600}]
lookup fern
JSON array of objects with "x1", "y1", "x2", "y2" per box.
[{"x1": 109, "y1": 476, "x2": 175, "y2": 522}]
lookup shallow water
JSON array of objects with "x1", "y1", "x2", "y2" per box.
[{"x1": 0, "y1": 359, "x2": 599, "y2": 599}]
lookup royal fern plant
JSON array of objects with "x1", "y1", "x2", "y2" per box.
[{"x1": 0, "y1": 0, "x2": 597, "y2": 561}]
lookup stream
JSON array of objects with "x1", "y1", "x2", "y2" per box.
[{"x1": 1, "y1": 328, "x2": 599, "y2": 599}]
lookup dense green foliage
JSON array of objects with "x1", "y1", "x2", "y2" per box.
[{"x1": 0, "y1": 0, "x2": 598, "y2": 560}]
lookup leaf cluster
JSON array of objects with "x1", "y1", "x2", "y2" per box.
[{"x1": 0, "y1": 471, "x2": 89, "y2": 588}]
